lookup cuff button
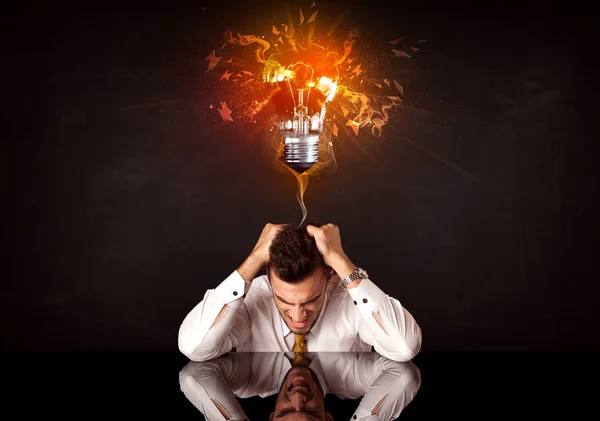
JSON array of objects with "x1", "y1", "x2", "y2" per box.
[
  {"x1": 353, "y1": 300, "x2": 357, "y2": 305},
  {"x1": 233, "y1": 291, "x2": 238, "y2": 296},
  {"x1": 362, "y1": 298, "x2": 368, "y2": 303}
]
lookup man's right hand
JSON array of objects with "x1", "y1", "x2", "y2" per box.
[
  {"x1": 250, "y1": 223, "x2": 286, "y2": 266},
  {"x1": 237, "y1": 223, "x2": 285, "y2": 282}
]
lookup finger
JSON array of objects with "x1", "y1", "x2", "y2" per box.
[{"x1": 306, "y1": 225, "x2": 317, "y2": 236}]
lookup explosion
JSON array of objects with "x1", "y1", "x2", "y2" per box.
[{"x1": 202, "y1": 1, "x2": 424, "y2": 224}]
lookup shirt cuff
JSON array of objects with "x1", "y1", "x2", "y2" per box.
[
  {"x1": 346, "y1": 278, "x2": 387, "y2": 313},
  {"x1": 351, "y1": 404, "x2": 379, "y2": 420},
  {"x1": 214, "y1": 270, "x2": 251, "y2": 304}
]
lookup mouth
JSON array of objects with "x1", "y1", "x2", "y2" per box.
[
  {"x1": 288, "y1": 375, "x2": 310, "y2": 394},
  {"x1": 289, "y1": 315, "x2": 310, "y2": 328}
]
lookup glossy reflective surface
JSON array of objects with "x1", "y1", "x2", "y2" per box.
[{"x1": 4, "y1": 352, "x2": 596, "y2": 419}]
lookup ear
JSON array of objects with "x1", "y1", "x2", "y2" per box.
[
  {"x1": 327, "y1": 267, "x2": 334, "y2": 282},
  {"x1": 269, "y1": 412, "x2": 274, "y2": 421},
  {"x1": 326, "y1": 411, "x2": 334, "y2": 421}
]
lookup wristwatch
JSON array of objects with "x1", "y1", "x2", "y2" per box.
[{"x1": 341, "y1": 267, "x2": 369, "y2": 288}]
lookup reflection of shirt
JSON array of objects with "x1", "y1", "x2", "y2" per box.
[
  {"x1": 179, "y1": 352, "x2": 421, "y2": 421},
  {"x1": 178, "y1": 272, "x2": 422, "y2": 362}
]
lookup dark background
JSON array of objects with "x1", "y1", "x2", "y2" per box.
[{"x1": 4, "y1": 0, "x2": 597, "y2": 356}]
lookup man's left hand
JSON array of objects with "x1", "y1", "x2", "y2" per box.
[{"x1": 306, "y1": 223, "x2": 356, "y2": 279}]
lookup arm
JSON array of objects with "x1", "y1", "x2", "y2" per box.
[
  {"x1": 306, "y1": 224, "x2": 422, "y2": 362},
  {"x1": 179, "y1": 353, "x2": 252, "y2": 421},
  {"x1": 177, "y1": 269, "x2": 252, "y2": 362},
  {"x1": 178, "y1": 223, "x2": 285, "y2": 361},
  {"x1": 351, "y1": 354, "x2": 421, "y2": 421}
]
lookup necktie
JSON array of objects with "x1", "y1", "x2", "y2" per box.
[
  {"x1": 292, "y1": 351, "x2": 310, "y2": 367},
  {"x1": 292, "y1": 333, "x2": 308, "y2": 353}
]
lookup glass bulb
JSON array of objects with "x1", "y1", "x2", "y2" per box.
[{"x1": 263, "y1": 49, "x2": 339, "y2": 173}]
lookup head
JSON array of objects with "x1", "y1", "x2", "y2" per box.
[
  {"x1": 267, "y1": 222, "x2": 333, "y2": 334},
  {"x1": 269, "y1": 365, "x2": 333, "y2": 421}
]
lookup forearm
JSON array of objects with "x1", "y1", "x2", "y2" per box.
[
  {"x1": 179, "y1": 356, "x2": 250, "y2": 421},
  {"x1": 353, "y1": 359, "x2": 421, "y2": 420},
  {"x1": 351, "y1": 278, "x2": 422, "y2": 362},
  {"x1": 178, "y1": 271, "x2": 252, "y2": 361}
]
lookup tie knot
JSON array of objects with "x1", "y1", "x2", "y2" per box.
[{"x1": 292, "y1": 333, "x2": 308, "y2": 353}]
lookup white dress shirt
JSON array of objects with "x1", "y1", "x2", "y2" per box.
[
  {"x1": 178, "y1": 271, "x2": 422, "y2": 362},
  {"x1": 179, "y1": 352, "x2": 422, "y2": 421}
]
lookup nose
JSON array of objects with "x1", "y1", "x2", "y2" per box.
[
  {"x1": 290, "y1": 305, "x2": 306, "y2": 321},
  {"x1": 290, "y1": 392, "x2": 307, "y2": 410}
]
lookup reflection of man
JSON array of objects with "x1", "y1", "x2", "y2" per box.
[
  {"x1": 178, "y1": 352, "x2": 421, "y2": 421},
  {"x1": 178, "y1": 223, "x2": 422, "y2": 362}
]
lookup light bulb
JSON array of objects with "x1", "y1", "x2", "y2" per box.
[{"x1": 263, "y1": 48, "x2": 339, "y2": 173}]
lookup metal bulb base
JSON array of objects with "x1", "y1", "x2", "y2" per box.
[{"x1": 281, "y1": 134, "x2": 320, "y2": 173}]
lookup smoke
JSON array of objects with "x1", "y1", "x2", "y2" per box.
[{"x1": 223, "y1": 31, "x2": 271, "y2": 63}]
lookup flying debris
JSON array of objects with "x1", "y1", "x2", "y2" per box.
[
  {"x1": 311, "y1": 1, "x2": 316, "y2": 7},
  {"x1": 205, "y1": 49, "x2": 221, "y2": 72},
  {"x1": 384, "y1": 79, "x2": 390, "y2": 87},
  {"x1": 394, "y1": 80, "x2": 403, "y2": 95},
  {"x1": 300, "y1": 9, "x2": 304, "y2": 25},
  {"x1": 353, "y1": 64, "x2": 362, "y2": 76},
  {"x1": 220, "y1": 70, "x2": 233, "y2": 81},
  {"x1": 333, "y1": 123, "x2": 339, "y2": 137},
  {"x1": 388, "y1": 36, "x2": 406, "y2": 45},
  {"x1": 218, "y1": 101, "x2": 233, "y2": 121},
  {"x1": 341, "y1": 106, "x2": 350, "y2": 117},
  {"x1": 307, "y1": 10, "x2": 319, "y2": 23},
  {"x1": 392, "y1": 49, "x2": 411, "y2": 58},
  {"x1": 417, "y1": 39, "x2": 428, "y2": 43},
  {"x1": 410, "y1": 47, "x2": 420, "y2": 52},
  {"x1": 242, "y1": 70, "x2": 253, "y2": 76},
  {"x1": 278, "y1": 36, "x2": 284, "y2": 44},
  {"x1": 374, "y1": 82, "x2": 382, "y2": 88},
  {"x1": 346, "y1": 119, "x2": 360, "y2": 136},
  {"x1": 272, "y1": 25, "x2": 280, "y2": 35},
  {"x1": 225, "y1": 58, "x2": 233, "y2": 63}
]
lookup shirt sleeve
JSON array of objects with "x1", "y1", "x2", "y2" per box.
[
  {"x1": 348, "y1": 278, "x2": 422, "y2": 362},
  {"x1": 179, "y1": 354, "x2": 251, "y2": 421},
  {"x1": 349, "y1": 355, "x2": 421, "y2": 421},
  {"x1": 178, "y1": 270, "x2": 253, "y2": 361}
]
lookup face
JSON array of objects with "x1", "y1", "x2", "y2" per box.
[
  {"x1": 269, "y1": 366, "x2": 332, "y2": 421},
  {"x1": 269, "y1": 266, "x2": 332, "y2": 334}
]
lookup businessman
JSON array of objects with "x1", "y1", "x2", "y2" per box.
[{"x1": 178, "y1": 222, "x2": 422, "y2": 362}]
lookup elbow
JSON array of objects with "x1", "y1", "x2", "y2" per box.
[
  {"x1": 389, "y1": 324, "x2": 423, "y2": 362},
  {"x1": 178, "y1": 329, "x2": 210, "y2": 362}
]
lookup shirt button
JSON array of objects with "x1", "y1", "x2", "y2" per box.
[
  {"x1": 353, "y1": 300, "x2": 357, "y2": 305},
  {"x1": 233, "y1": 291, "x2": 238, "y2": 296},
  {"x1": 363, "y1": 298, "x2": 368, "y2": 303},
  {"x1": 353, "y1": 416, "x2": 357, "y2": 419}
]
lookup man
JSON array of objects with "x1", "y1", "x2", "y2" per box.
[
  {"x1": 178, "y1": 222, "x2": 422, "y2": 362},
  {"x1": 179, "y1": 351, "x2": 422, "y2": 421}
]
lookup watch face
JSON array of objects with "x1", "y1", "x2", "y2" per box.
[{"x1": 358, "y1": 268, "x2": 368, "y2": 278}]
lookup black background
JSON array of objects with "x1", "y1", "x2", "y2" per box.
[{"x1": 4, "y1": 0, "x2": 597, "y2": 356}]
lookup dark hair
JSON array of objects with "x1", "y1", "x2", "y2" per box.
[{"x1": 268, "y1": 221, "x2": 328, "y2": 282}]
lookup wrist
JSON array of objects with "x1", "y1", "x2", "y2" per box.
[
  {"x1": 238, "y1": 253, "x2": 265, "y2": 282},
  {"x1": 331, "y1": 254, "x2": 356, "y2": 280}
]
